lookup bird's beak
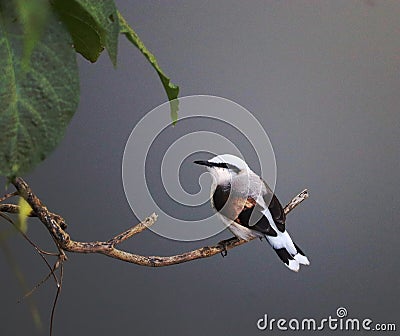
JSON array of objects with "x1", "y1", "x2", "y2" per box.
[{"x1": 194, "y1": 160, "x2": 212, "y2": 167}]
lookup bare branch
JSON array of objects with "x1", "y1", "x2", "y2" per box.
[
  {"x1": 7, "y1": 177, "x2": 309, "y2": 267},
  {"x1": 0, "y1": 191, "x2": 18, "y2": 203},
  {"x1": 283, "y1": 189, "x2": 309, "y2": 215},
  {"x1": 107, "y1": 213, "x2": 158, "y2": 246},
  {"x1": 0, "y1": 204, "x2": 36, "y2": 216}
]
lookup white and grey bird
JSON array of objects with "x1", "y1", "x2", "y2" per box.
[{"x1": 194, "y1": 154, "x2": 310, "y2": 272}]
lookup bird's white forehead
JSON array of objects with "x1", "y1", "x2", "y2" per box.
[{"x1": 209, "y1": 154, "x2": 249, "y2": 170}]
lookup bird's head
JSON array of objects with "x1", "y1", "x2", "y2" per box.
[{"x1": 194, "y1": 154, "x2": 249, "y2": 185}]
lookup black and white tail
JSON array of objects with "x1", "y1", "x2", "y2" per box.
[
  {"x1": 265, "y1": 233, "x2": 310, "y2": 272},
  {"x1": 259, "y1": 206, "x2": 310, "y2": 272},
  {"x1": 273, "y1": 242, "x2": 310, "y2": 272}
]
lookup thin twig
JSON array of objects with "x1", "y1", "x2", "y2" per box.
[
  {"x1": 107, "y1": 214, "x2": 158, "y2": 245},
  {"x1": 50, "y1": 255, "x2": 64, "y2": 336},
  {"x1": 0, "y1": 211, "x2": 59, "y2": 286},
  {"x1": 0, "y1": 204, "x2": 36, "y2": 216},
  {"x1": 0, "y1": 234, "x2": 43, "y2": 331},
  {"x1": 283, "y1": 189, "x2": 309, "y2": 214},
  {"x1": 19, "y1": 271, "x2": 54, "y2": 303},
  {"x1": 0, "y1": 191, "x2": 18, "y2": 203}
]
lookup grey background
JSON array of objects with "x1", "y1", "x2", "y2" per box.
[{"x1": 1, "y1": 0, "x2": 399, "y2": 335}]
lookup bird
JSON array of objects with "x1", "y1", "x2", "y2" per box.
[{"x1": 194, "y1": 154, "x2": 310, "y2": 272}]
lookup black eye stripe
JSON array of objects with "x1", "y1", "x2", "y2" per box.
[
  {"x1": 213, "y1": 162, "x2": 229, "y2": 168},
  {"x1": 195, "y1": 160, "x2": 241, "y2": 172}
]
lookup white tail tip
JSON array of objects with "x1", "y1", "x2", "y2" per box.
[
  {"x1": 294, "y1": 253, "x2": 310, "y2": 266},
  {"x1": 286, "y1": 259, "x2": 300, "y2": 272}
]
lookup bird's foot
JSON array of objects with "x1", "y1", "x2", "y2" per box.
[
  {"x1": 220, "y1": 246, "x2": 227, "y2": 257},
  {"x1": 217, "y1": 237, "x2": 239, "y2": 258}
]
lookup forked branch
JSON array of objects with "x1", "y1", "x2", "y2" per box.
[
  {"x1": 0, "y1": 177, "x2": 308, "y2": 267},
  {"x1": 2, "y1": 180, "x2": 310, "y2": 336},
  {"x1": 4, "y1": 177, "x2": 308, "y2": 267}
]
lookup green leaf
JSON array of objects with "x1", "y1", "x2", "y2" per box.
[
  {"x1": 0, "y1": 3, "x2": 79, "y2": 178},
  {"x1": 118, "y1": 12, "x2": 180, "y2": 124},
  {"x1": 52, "y1": 0, "x2": 119, "y2": 66},
  {"x1": 14, "y1": 0, "x2": 50, "y2": 71}
]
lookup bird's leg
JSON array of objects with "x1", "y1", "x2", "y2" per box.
[{"x1": 217, "y1": 236, "x2": 239, "y2": 257}]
